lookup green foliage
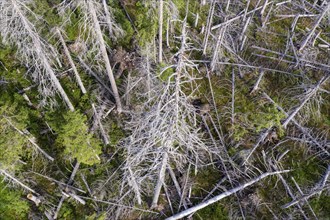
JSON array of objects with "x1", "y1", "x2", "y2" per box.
[
  {"x1": 132, "y1": 2, "x2": 158, "y2": 46},
  {"x1": 64, "y1": 11, "x2": 81, "y2": 41},
  {"x1": 0, "y1": 93, "x2": 30, "y2": 170},
  {"x1": 0, "y1": 179, "x2": 29, "y2": 219},
  {"x1": 282, "y1": 145, "x2": 325, "y2": 186},
  {"x1": 109, "y1": 122, "x2": 125, "y2": 146},
  {"x1": 110, "y1": 1, "x2": 135, "y2": 47},
  {"x1": 57, "y1": 201, "x2": 86, "y2": 219},
  {"x1": 86, "y1": 212, "x2": 107, "y2": 220},
  {"x1": 28, "y1": 0, "x2": 62, "y2": 27},
  {"x1": 56, "y1": 111, "x2": 102, "y2": 165},
  {"x1": 0, "y1": 123, "x2": 26, "y2": 170},
  {"x1": 0, "y1": 44, "x2": 18, "y2": 70}
]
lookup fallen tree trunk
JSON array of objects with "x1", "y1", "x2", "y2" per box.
[{"x1": 166, "y1": 170, "x2": 290, "y2": 220}]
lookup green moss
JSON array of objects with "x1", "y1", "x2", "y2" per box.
[
  {"x1": 158, "y1": 63, "x2": 175, "y2": 82},
  {"x1": 0, "y1": 179, "x2": 30, "y2": 219},
  {"x1": 195, "y1": 202, "x2": 229, "y2": 220},
  {"x1": 309, "y1": 194, "x2": 330, "y2": 218},
  {"x1": 192, "y1": 167, "x2": 221, "y2": 196}
]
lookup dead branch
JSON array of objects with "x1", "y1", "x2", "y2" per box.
[
  {"x1": 4, "y1": 117, "x2": 54, "y2": 161},
  {"x1": 282, "y1": 184, "x2": 330, "y2": 209},
  {"x1": 0, "y1": 0, "x2": 74, "y2": 110},
  {"x1": 166, "y1": 170, "x2": 290, "y2": 220},
  {"x1": 53, "y1": 162, "x2": 80, "y2": 219},
  {"x1": 0, "y1": 169, "x2": 37, "y2": 194},
  {"x1": 92, "y1": 103, "x2": 110, "y2": 145},
  {"x1": 282, "y1": 75, "x2": 329, "y2": 128},
  {"x1": 299, "y1": 3, "x2": 330, "y2": 51}
]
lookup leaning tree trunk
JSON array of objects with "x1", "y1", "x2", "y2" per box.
[
  {"x1": 56, "y1": 27, "x2": 87, "y2": 94},
  {"x1": 2, "y1": 0, "x2": 74, "y2": 111},
  {"x1": 88, "y1": 1, "x2": 123, "y2": 113}
]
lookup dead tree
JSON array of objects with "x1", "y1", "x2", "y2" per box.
[
  {"x1": 87, "y1": 1, "x2": 122, "y2": 113},
  {"x1": 120, "y1": 17, "x2": 216, "y2": 209},
  {"x1": 282, "y1": 184, "x2": 330, "y2": 209},
  {"x1": 4, "y1": 117, "x2": 54, "y2": 161},
  {"x1": 263, "y1": 92, "x2": 329, "y2": 157},
  {"x1": 101, "y1": 0, "x2": 124, "y2": 41},
  {"x1": 0, "y1": 169, "x2": 37, "y2": 194},
  {"x1": 166, "y1": 170, "x2": 290, "y2": 220},
  {"x1": 59, "y1": 0, "x2": 123, "y2": 113},
  {"x1": 299, "y1": 3, "x2": 330, "y2": 51},
  {"x1": 282, "y1": 75, "x2": 329, "y2": 128},
  {"x1": 91, "y1": 103, "x2": 110, "y2": 145},
  {"x1": 158, "y1": 0, "x2": 164, "y2": 63},
  {"x1": 55, "y1": 27, "x2": 87, "y2": 94},
  {"x1": 0, "y1": 0, "x2": 74, "y2": 111},
  {"x1": 53, "y1": 162, "x2": 81, "y2": 219}
]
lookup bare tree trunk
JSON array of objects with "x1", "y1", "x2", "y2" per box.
[
  {"x1": 151, "y1": 151, "x2": 168, "y2": 208},
  {"x1": 91, "y1": 103, "x2": 109, "y2": 145},
  {"x1": 225, "y1": 0, "x2": 231, "y2": 12},
  {"x1": 299, "y1": 3, "x2": 330, "y2": 51},
  {"x1": 250, "y1": 70, "x2": 264, "y2": 94},
  {"x1": 243, "y1": 128, "x2": 271, "y2": 165},
  {"x1": 41, "y1": 55, "x2": 75, "y2": 111},
  {"x1": 56, "y1": 28, "x2": 86, "y2": 94},
  {"x1": 210, "y1": 25, "x2": 227, "y2": 72},
  {"x1": 53, "y1": 162, "x2": 80, "y2": 219},
  {"x1": 273, "y1": 166, "x2": 309, "y2": 220},
  {"x1": 168, "y1": 165, "x2": 189, "y2": 209},
  {"x1": 203, "y1": 0, "x2": 215, "y2": 54},
  {"x1": 0, "y1": 169, "x2": 36, "y2": 194},
  {"x1": 78, "y1": 57, "x2": 114, "y2": 97},
  {"x1": 88, "y1": 1, "x2": 122, "y2": 113},
  {"x1": 166, "y1": 171, "x2": 290, "y2": 220},
  {"x1": 158, "y1": 0, "x2": 164, "y2": 63},
  {"x1": 102, "y1": 0, "x2": 113, "y2": 38},
  {"x1": 8, "y1": 1, "x2": 75, "y2": 111},
  {"x1": 292, "y1": 177, "x2": 318, "y2": 220},
  {"x1": 211, "y1": 1, "x2": 272, "y2": 30},
  {"x1": 4, "y1": 117, "x2": 54, "y2": 161},
  {"x1": 128, "y1": 167, "x2": 142, "y2": 205},
  {"x1": 282, "y1": 75, "x2": 329, "y2": 128},
  {"x1": 282, "y1": 184, "x2": 330, "y2": 209},
  {"x1": 231, "y1": 69, "x2": 235, "y2": 126}
]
